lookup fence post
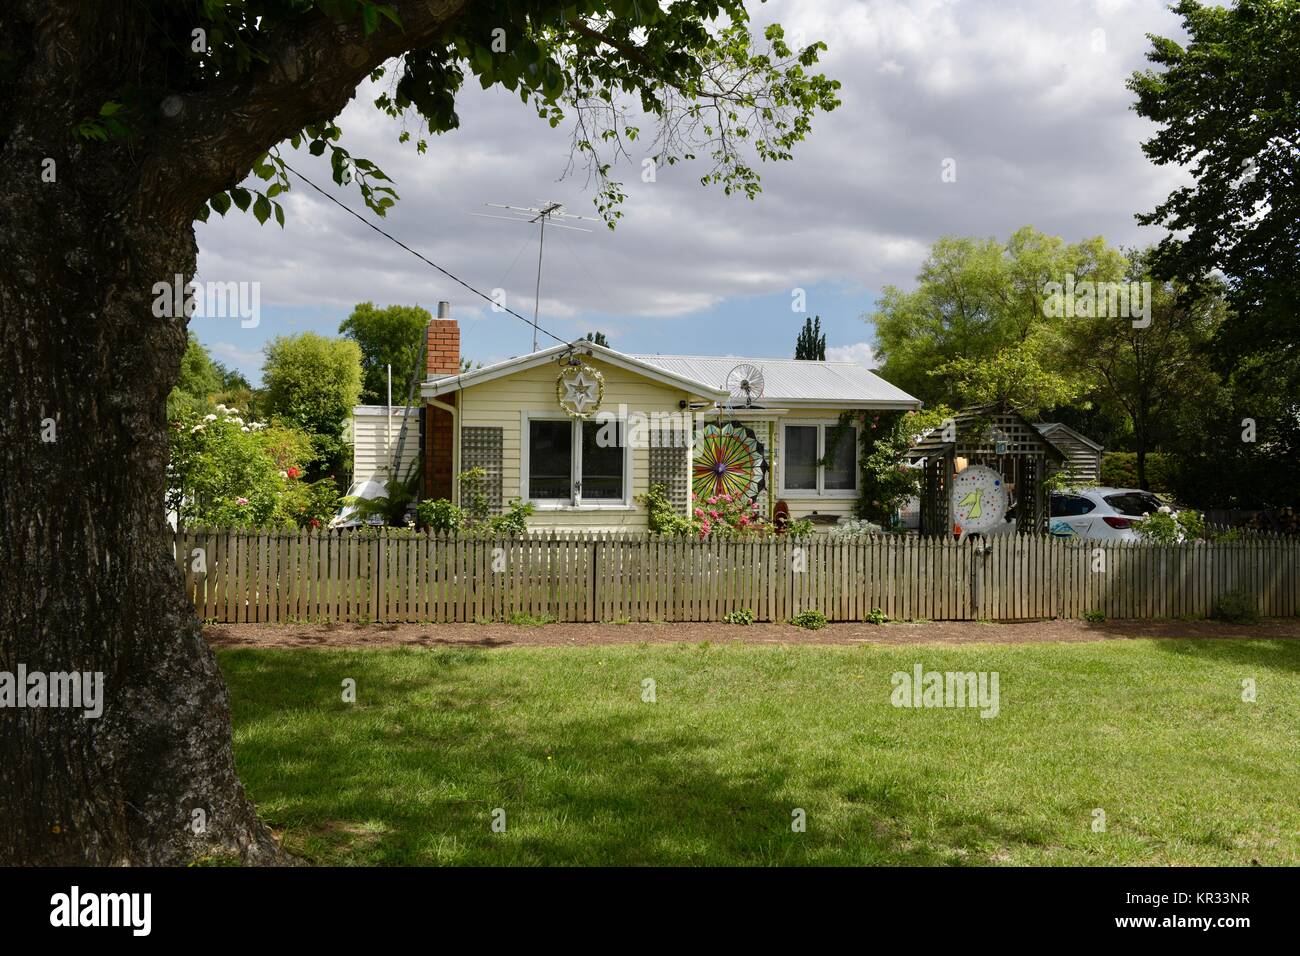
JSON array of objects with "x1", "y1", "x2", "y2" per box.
[
  {"x1": 970, "y1": 538, "x2": 985, "y2": 620},
  {"x1": 588, "y1": 534, "x2": 598, "y2": 624},
  {"x1": 371, "y1": 529, "x2": 383, "y2": 623}
]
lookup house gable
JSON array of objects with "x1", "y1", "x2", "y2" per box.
[{"x1": 421, "y1": 341, "x2": 728, "y2": 402}]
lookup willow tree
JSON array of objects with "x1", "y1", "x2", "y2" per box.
[{"x1": 0, "y1": 1, "x2": 839, "y2": 864}]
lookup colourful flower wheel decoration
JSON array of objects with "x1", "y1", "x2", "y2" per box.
[{"x1": 692, "y1": 422, "x2": 768, "y2": 501}]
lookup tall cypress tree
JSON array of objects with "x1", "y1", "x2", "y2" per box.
[{"x1": 795, "y1": 316, "x2": 826, "y2": 360}]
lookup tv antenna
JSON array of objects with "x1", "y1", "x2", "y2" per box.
[{"x1": 472, "y1": 200, "x2": 601, "y2": 351}]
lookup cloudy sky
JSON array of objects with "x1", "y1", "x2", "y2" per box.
[{"x1": 191, "y1": 0, "x2": 1190, "y2": 383}]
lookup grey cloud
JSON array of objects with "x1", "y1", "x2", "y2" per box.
[{"x1": 196, "y1": 0, "x2": 1188, "y2": 332}]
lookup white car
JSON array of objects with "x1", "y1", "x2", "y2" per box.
[
  {"x1": 1048, "y1": 487, "x2": 1165, "y2": 541},
  {"x1": 331, "y1": 479, "x2": 387, "y2": 529}
]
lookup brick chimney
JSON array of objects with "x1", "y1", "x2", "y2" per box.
[
  {"x1": 427, "y1": 300, "x2": 460, "y2": 376},
  {"x1": 424, "y1": 301, "x2": 458, "y2": 501}
]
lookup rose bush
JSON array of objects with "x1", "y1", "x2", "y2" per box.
[{"x1": 168, "y1": 406, "x2": 332, "y2": 529}]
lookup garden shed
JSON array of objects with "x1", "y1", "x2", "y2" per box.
[
  {"x1": 1034, "y1": 422, "x2": 1104, "y2": 483},
  {"x1": 906, "y1": 405, "x2": 1067, "y2": 537}
]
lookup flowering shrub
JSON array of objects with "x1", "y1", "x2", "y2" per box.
[
  {"x1": 828, "y1": 518, "x2": 883, "y2": 538},
  {"x1": 168, "y1": 406, "x2": 323, "y2": 529},
  {"x1": 280, "y1": 475, "x2": 341, "y2": 529},
  {"x1": 1133, "y1": 505, "x2": 1205, "y2": 543},
  {"x1": 785, "y1": 517, "x2": 815, "y2": 536},
  {"x1": 691, "y1": 490, "x2": 768, "y2": 539}
]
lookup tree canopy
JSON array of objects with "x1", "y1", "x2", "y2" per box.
[
  {"x1": 1127, "y1": 0, "x2": 1299, "y2": 506},
  {"x1": 49, "y1": 0, "x2": 841, "y2": 233},
  {"x1": 1129, "y1": 0, "x2": 1300, "y2": 364},
  {"x1": 868, "y1": 228, "x2": 1238, "y2": 493},
  {"x1": 340, "y1": 301, "x2": 431, "y2": 405},
  {"x1": 870, "y1": 226, "x2": 1126, "y2": 409},
  {"x1": 262, "y1": 332, "x2": 364, "y2": 480},
  {"x1": 168, "y1": 334, "x2": 260, "y2": 418},
  {"x1": 168, "y1": 333, "x2": 226, "y2": 418}
]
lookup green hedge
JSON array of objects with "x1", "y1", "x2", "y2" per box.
[{"x1": 1100, "y1": 452, "x2": 1173, "y2": 493}]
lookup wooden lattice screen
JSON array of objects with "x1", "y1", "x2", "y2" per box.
[
  {"x1": 1015, "y1": 454, "x2": 1047, "y2": 534},
  {"x1": 920, "y1": 452, "x2": 951, "y2": 536}
]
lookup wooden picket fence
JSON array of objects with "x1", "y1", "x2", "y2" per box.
[
  {"x1": 174, "y1": 529, "x2": 1300, "y2": 624},
  {"x1": 175, "y1": 528, "x2": 1300, "y2": 624}
]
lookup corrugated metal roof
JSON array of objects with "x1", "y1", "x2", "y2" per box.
[{"x1": 628, "y1": 354, "x2": 920, "y2": 406}]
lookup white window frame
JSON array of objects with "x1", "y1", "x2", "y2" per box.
[
  {"x1": 520, "y1": 410, "x2": 634, "y2": 510},
  {"x1": 779, "y1": 420, "x2": 859, "y2": 499}
]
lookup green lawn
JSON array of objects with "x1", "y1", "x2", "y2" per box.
[{"x1": 218, "y1": 638, "x2": 1300, "y2": 865}]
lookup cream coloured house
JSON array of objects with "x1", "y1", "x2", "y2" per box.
[{"x1": 416, "y1": 315, "x2": 921, "y2": 531}]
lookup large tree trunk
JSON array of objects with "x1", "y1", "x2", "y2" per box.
[
  {"x1": 0, "y1": 69, "x2": 280, "y2": 871},
  {"x1": 0, "y1": 0, "x2": 470, "y2": 864}
]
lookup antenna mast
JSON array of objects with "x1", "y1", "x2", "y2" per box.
[{"x1": 471, "y1": 200, "x2": 600, "y2": 351}]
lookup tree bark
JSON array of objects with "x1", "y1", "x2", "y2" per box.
[
  {"x1": 0, "y1": 127, "x2": 287, "y2": 867},
  {"x1": 0, "y1": 0, "x2": 486, "y2": 865},
  {"x1": 0, "y1": 4, "x2": 257, "y2": 866}
]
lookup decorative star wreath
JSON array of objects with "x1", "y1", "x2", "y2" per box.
[
  {"x1": 692, "y1": 421, "x2": 769, "y2": 502},
  {"x1": 556, "y1": 364, "x2": 605, "y2": 418}
]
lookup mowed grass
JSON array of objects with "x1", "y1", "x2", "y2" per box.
[{"x1": 217, "y1": 638, "x2": 1300, "y2": 866}]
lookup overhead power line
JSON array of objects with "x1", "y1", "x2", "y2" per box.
[{"x1": 278, "y1": 159, "x2": 571, "y2": 348}]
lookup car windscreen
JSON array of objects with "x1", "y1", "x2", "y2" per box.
[{"x1": 1104, "y1": 492, "x2": 1163, "y2": 517}]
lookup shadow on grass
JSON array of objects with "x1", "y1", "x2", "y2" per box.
[
  {"x1": 1151, "y1": 637, "x2": 1300, "y2": 674},
  {"x1": 218, "y1": 648, "x2": 1045, "y2": 866}
]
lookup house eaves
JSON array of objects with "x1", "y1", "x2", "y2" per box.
[{"x1": 420, "y1": 341, "x2": 730, "y2": 401}]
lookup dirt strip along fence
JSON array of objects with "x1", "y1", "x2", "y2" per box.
[{"x1": 174, "y1": 529, "x2": 1300, "y2": 625}]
